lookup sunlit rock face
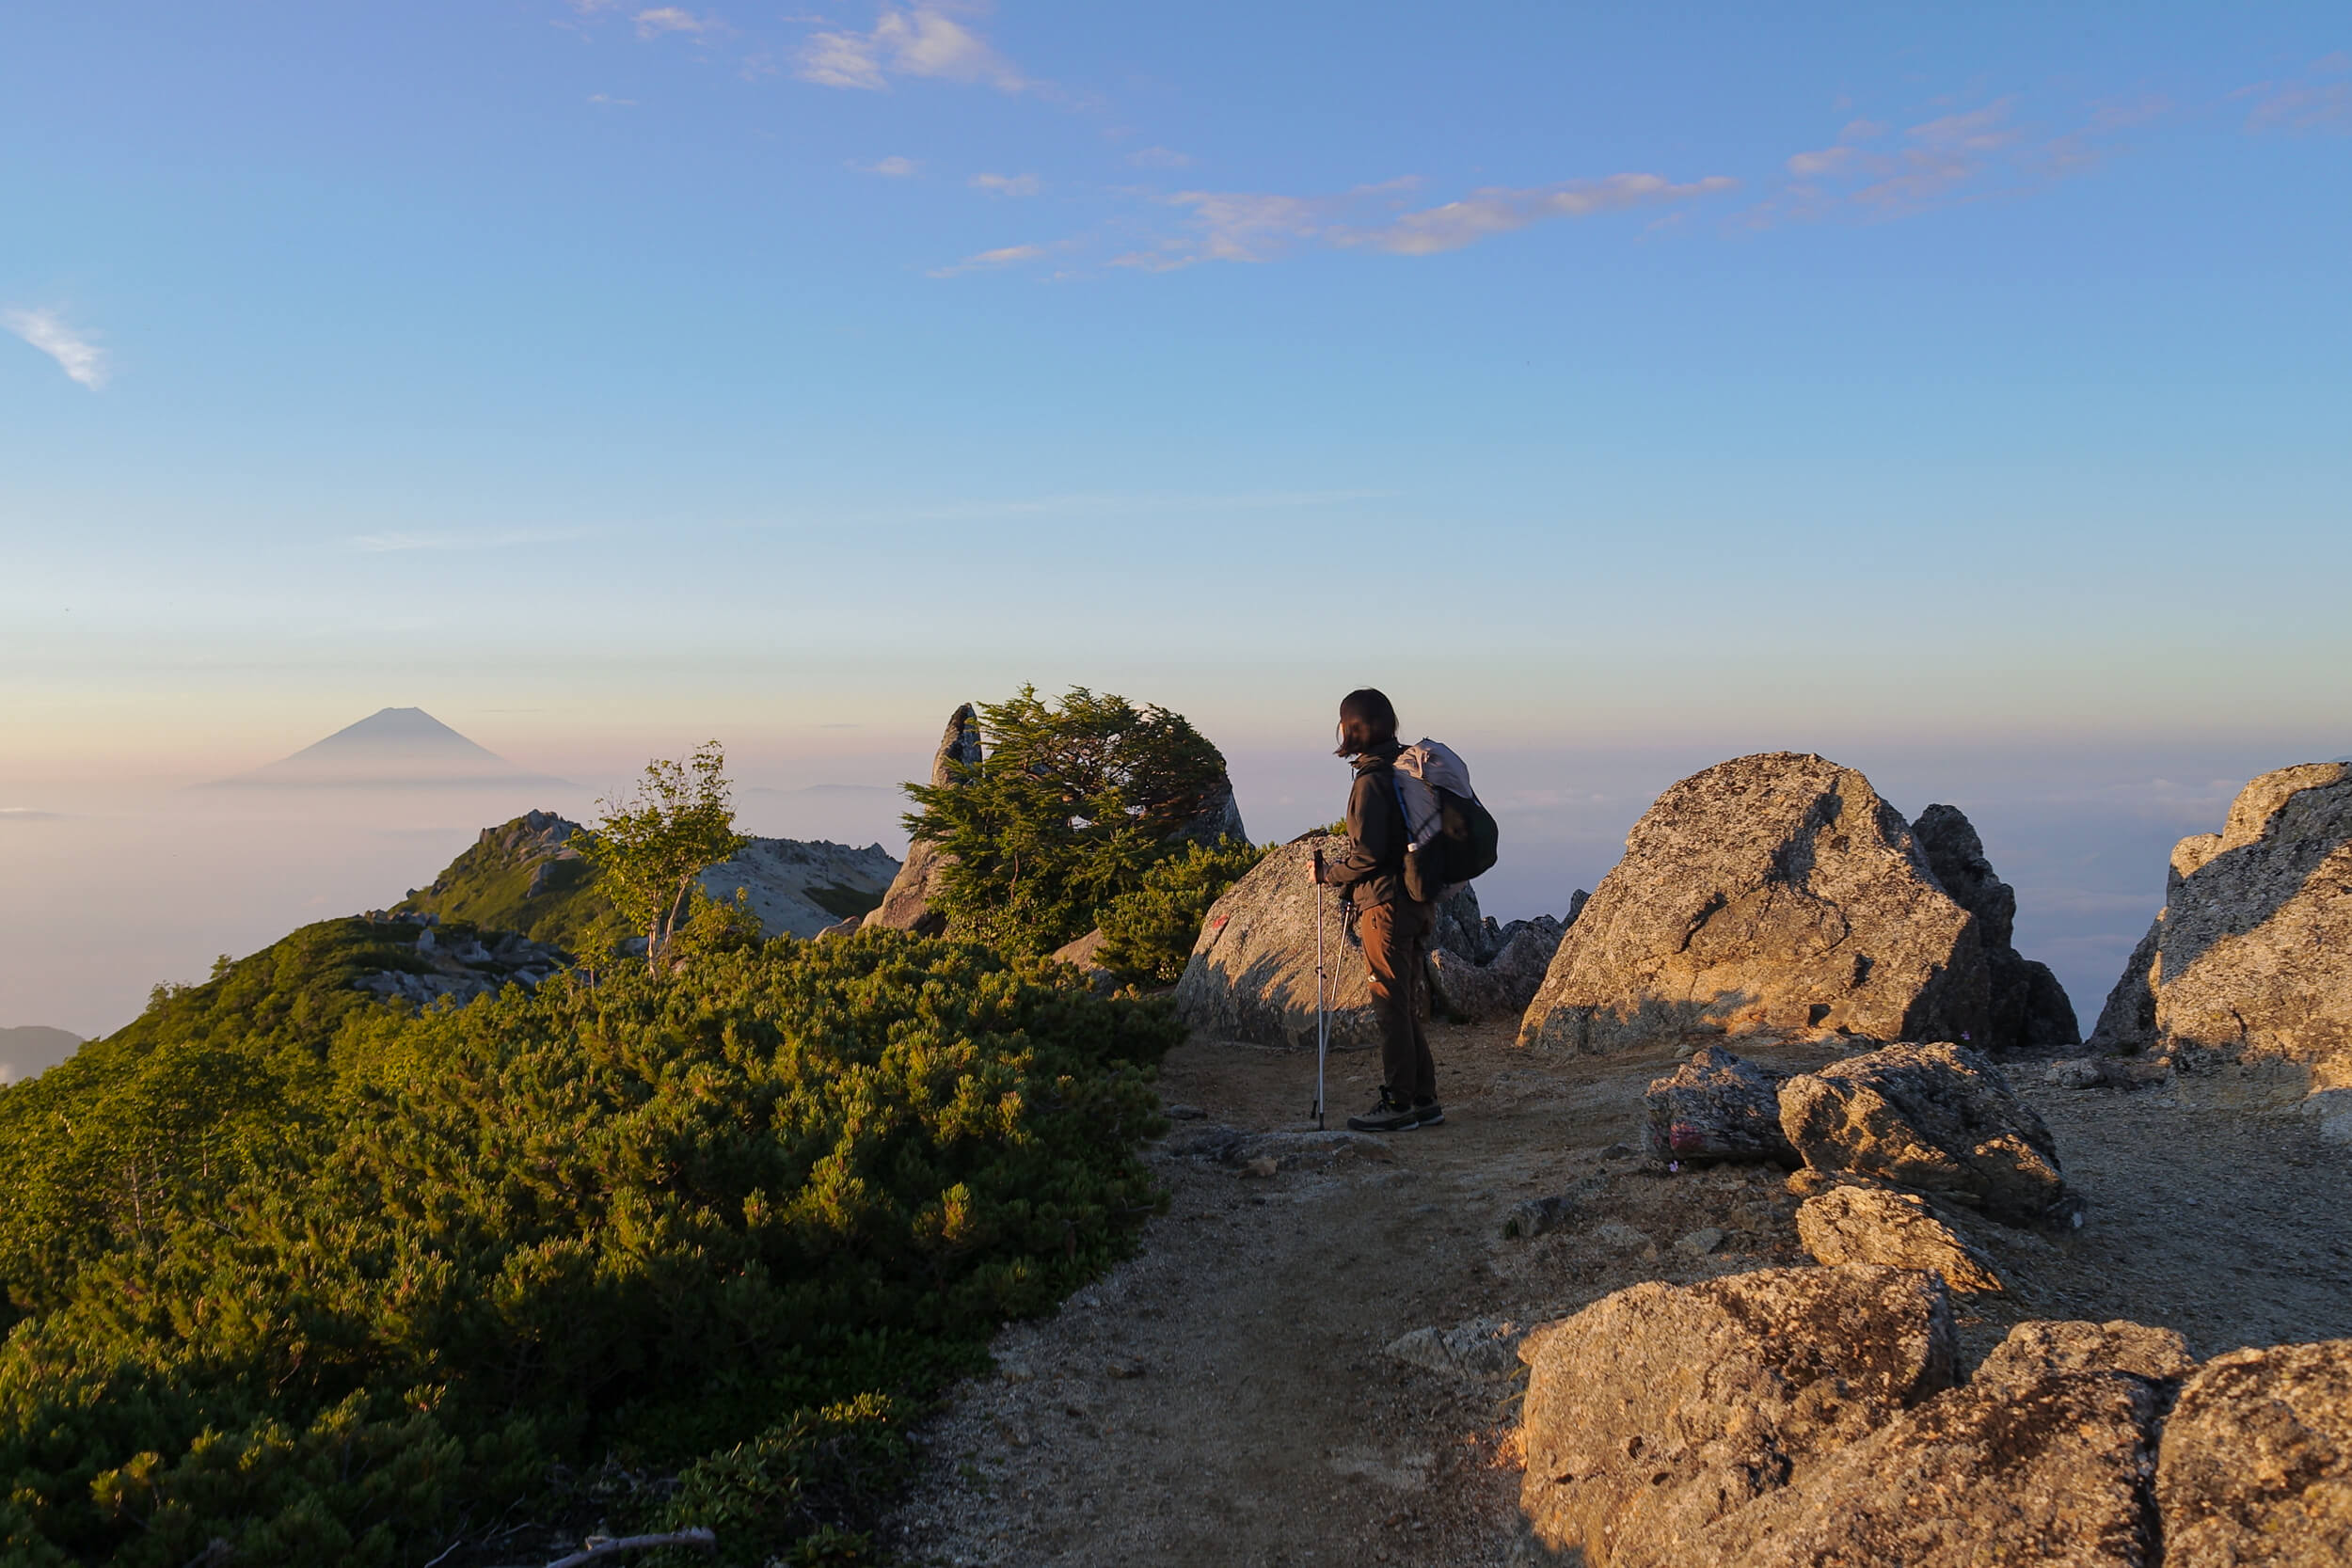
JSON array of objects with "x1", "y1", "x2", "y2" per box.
[
  {"x1": 1518, "y1": 752, "x2": 1990, "y2": 1054},
  {"x1": 2090, "y1": 763, "x2": 2352, "y2": 1094}
]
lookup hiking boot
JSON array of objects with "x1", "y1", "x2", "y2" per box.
[
  {"x1": 1412, "y1": 1099, "x2": 1444, "y2": 1127},
  {"x1": 1347, "y1": 1089, "x2": 1433, "y2": 1132}
]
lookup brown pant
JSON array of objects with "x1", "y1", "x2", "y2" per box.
[{"x1": 1359, "y1": 898, "x2": 1436, "y2": 1103}]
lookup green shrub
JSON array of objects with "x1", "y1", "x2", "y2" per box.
[
  {"x1": 0, "y1": 927, "x2": 1180, "y2": 1565},
  {"x1": 1094, "y1": 838, "x2": 1270, "y2": 987}
]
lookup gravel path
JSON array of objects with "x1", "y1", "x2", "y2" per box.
[{"x1": 882, "y1": 1022, "x2": 2352, "y2": 1567}]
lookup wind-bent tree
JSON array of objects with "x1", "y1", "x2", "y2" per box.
[
  {"x1": 576, "y1": 741, "x2": 750, "y2": 971},
  {"x1": 902, "y1": 686, "x2": 1238, "y2": 957}
]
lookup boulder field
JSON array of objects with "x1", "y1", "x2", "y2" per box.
[{"x1": 1518, "y1": 1266, "x2": 2352, "y2": 1568}]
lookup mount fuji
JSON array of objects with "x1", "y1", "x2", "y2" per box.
[{"x1": 200, "y1": 707, "x2": 569, "y2": 789}]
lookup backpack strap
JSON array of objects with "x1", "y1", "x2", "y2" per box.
[{"x1": 1391, "y1": 773, "x2": 1421, "y2": 852}]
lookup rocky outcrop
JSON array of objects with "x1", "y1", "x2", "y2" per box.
[
  {"x1": 698, "y1": 837, "x2": 898, "y2": 940},
  {"x1": 1428, "y1": 911, "x2": 1570, "y2": 1022},
  {"x1": 1794, "y1": 1185, "x2": 2003, "y2": 1293},
  {"x1": 1517, "y1": 1265, "x2": 1959, "y2": 1567},
  {"x1": 353, "y1": 916, "x2": 567, "y2": 1006},
  {"x1": 1697, "y1": 1349, "x2": 2165, "y2": 1567},
  {"x1": 2088, "y1": 915, "x2": 2166, "y2": 1053},
  {"x1": 1048, "y1": 928, "x2": 1119, "y2": 993},
  {"x1": 1911, "y1": 803, "x2": 2081, "y2": 1050},
  {"x1": 2155, "y1": 1338, "x2": 2352, "y2": 1565},
  {"x1": 2097, "y1": 764, "x2": 2352, "y2": 1091},
  {"x1": 865, "y1": 705, "x2": 982, "y2": 937},
  {"x1": 1177, "y1": 779, "x2": 1248, "y2": 848},
  {"x1": 1777, "y1": 1041, "x2": 2076, "y2": 1228},
  {"x1": 1518, "y1": 753, "x2": 1989, "y2": 1054},
  {"x1": 1518, "y1": 1269, "x2": 2352, "y2": 1568},
  {"x1": 1640, "y1": 1047, "x2": 1796, "y2": 1166},
  {"x1": 1173, "y1": 834, "x2": 1486, "y2": 1049}
]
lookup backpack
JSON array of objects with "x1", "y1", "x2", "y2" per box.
[{"x1": 1388, "y1": 738, "x2": 1501, "y2": 901}]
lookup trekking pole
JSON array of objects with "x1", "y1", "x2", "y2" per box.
[{"x1": 1312, "y1": 848, "x2": 1328, "y2": 1130}]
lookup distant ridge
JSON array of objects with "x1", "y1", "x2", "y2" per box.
[
  {"x1": 199, "y1": 707, "x2": 570, "y2": 790},
  {"x1": 0, "y1": 1025, "x2": 83, "y2": 1085}
]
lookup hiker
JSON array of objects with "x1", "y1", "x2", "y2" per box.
[{"x1": 1310, "y1": 688, "x2": 1443, "y2": 1132}]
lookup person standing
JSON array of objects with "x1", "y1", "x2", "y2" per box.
[{"x1": 1311, "y1": 688, "x2": 1442, "y2": 1132}]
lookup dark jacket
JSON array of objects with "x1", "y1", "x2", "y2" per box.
[{"x1": 1323, "y1": 742, "x2": 1418, "y2": 910}]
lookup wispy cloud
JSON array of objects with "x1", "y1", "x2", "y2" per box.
[
  {"x1": 1127, "y1": 146, "x2": 1193, "y2": 170},
  {"x1": 852, "y1": 154, "x2": 921, "y2": 176},
  {"x1": 798, "y1": 3, "x2": 1028, "y2": 93},
  {"x1": 1339, "y1": 173, "x2": 1740, "y2": 255},
  {"x1": 587, "y1": 92, "x2": 637, "y2": 106},
  {"x1": 1750, "y1": 94, "x2": 2168, "y2": 226},
  {"x1": 0, "y1": 807, "x2": 64, "y2": 822},
  {"x1": 3, "y1": 308, "x2": 108, "y2": 389},
  {"x1": 348, "y1": 529, "x2": 589, "y2": 553},
  {"x1": 1106, "y1": 170, "x2": 1733, "y2": 271},
  {"x1": 635, "y1": 7, "x2": 720, "y2": 40},
  {"x1": 2242, "y1": 53, "x2": 2352, "y2": 133},
  {"x1": 926, "y1": 242, "x2": 1050, "y2": 278},
  {"x1": 970, "y1": 171, "x2": 1041, "y2": 196}
]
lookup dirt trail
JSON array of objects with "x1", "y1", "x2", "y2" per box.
[{"x1": 883, "y1": 1022, "x2": 2352, "y2": 1567}]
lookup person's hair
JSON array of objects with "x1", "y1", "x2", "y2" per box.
[{"x1": 1333, "y1": 688, "x2": 1399, "y2": 757}]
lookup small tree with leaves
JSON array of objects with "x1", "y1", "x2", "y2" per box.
[{"x1": 576, "y1": 741, "x2": 750, "y2": 971}]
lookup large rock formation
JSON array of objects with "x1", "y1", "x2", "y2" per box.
[
  {"x1": 1177, "y1": 778, "x2": 1248, "y2": 848},
  {"x1": 1518, "y1": 753, "x2": 1990, "y2": 1053},
  {"x1": 698, "y1": 837, "x2": 899, "y2": 940},
  {"x1": 864, "y1": 705, "x2": 982, "y2": 937},
  {"x1": 1427, "y1": 910, "x2": 1572, "y2": 1022},
  {"x1": 2156, "y1": 1338, "x2": 2352, "y2": 1565},
  {"x1": 2090, "y1": 764, "x2": 2352, "y2": 1091},
  {"x1": 1911, "y1": 802, "x2": 2081, "y2": 1050},
  {"x1": 1517, "y1": 1265, "x2": 1959, "y2": 1566},
  {"x1": 1777, "y1": 1041, "x2": 2076, "y2": 1228},
  {"x1": 1172, "y1": 834, "x2": 1487, "y2": 1049}
]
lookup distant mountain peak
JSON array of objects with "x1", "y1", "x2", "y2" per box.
[
  {"x1": 200, "y1": 707, "x2": 569, "y2": 790},
  {"x1": 284, "y1": 707, "x2": 505, "y2": 763}
]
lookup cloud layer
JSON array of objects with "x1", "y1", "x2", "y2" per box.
[{"x1": 3, "y1": 309, "x2": 108, "y2": 389}]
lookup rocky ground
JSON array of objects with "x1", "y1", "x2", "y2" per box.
[{"x1": 882, "y1": 1021, "x2": 2352, "y2": 1567}]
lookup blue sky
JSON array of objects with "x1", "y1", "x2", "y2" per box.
[
  {"x1": 6, "y1": 4, "x2": 2348, "y2": 761},
  {"x1": 3, "y1": 4, "x2": 2349, "y2": 1031}
]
